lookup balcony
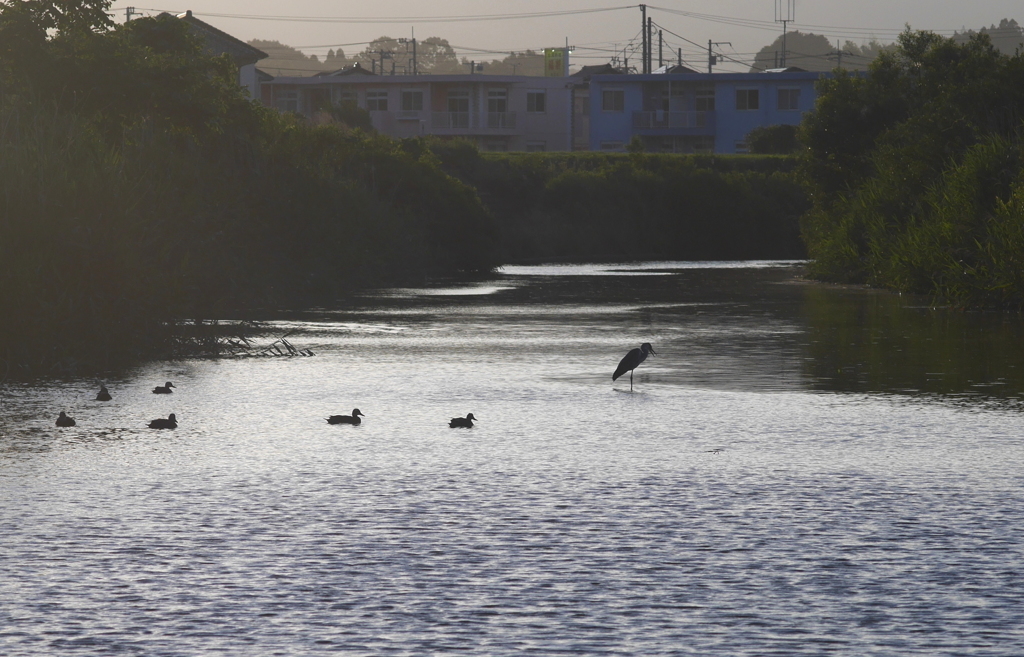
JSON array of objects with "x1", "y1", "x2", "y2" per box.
[
  {"x1": 632, "y1": 111, "x2": 714, "y2": 133},
  {"x1": 430, "y1": 112, "x2": 517, "y2": 131}
]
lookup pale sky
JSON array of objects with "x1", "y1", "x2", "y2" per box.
[{"x1": 109, "y1": 1, "x2": 1024, "y2": 72}]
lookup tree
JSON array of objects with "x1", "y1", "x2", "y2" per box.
[
  {"x1": 747, "y1": 124, "x2": 799, "y2": 154},
  {"x1": 799, "y1": 28, "x2": 1024, "y2": 297},
  {"x1": 953, "y1": 19, "x2": 1024, "y2": 55},
  {"x1": 750, "y1": 30, "x2": 889, "y2": 72}
]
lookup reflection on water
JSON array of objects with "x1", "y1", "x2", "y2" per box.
[
  {"x1": 802, "y1": 283, "x2": 1024, "y2": 401},
  {"x1": 2, "y1": 262, "x2": 1024, "y2": 656}
]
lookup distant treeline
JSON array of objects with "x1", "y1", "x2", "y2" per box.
[
  {"x1": 0, "y1": 3, "x2": 496, "y2": 376},
  {"x1": 423, "y1": 143, "x2": 807, "y2": 263},
  {"x1": 250, "y1": 37, "x2": 546, "y2": 78},
  {"x1": 799, "y1": 29, "x2": 1024, "y2": 309}
]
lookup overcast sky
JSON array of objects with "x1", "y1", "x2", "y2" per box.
[{"x1": 110, "y1": 1, "x2": 1024, "y2": 72}]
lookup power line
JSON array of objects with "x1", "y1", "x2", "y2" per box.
[{"x1": 127, "y1": 5, "x2": 638, "y2": 24}]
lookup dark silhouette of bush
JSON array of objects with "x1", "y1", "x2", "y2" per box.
[
  {"x1": 799, "y1": 28, "x2": 1024, "y2": 308},
  {"x1": 748, "y1": 124, "x2": 800, "y2": 154},
  {"x1": 0, "y1": 5, "x2": 498, "y2": 376}
]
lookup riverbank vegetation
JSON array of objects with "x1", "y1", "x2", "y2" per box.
[
  {"x1": 799, "y1": 29, "x2": 1024, "y2": 309},
  {"x1": 0, "y1": 2, "x2": 496, "y2": 376},
  {"x1": 424, "y1": 144, "x2": 808, "y2": 262}
]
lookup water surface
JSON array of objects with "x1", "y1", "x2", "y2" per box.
[{"x1": 2, "y1": 262, "x2": 1023, "y2": 655}]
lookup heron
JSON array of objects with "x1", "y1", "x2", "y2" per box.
[
  {"x1": 449, "y1": 413, "x2": 476, "y2": 428},
  {"x1": 612, "y1": 342, "x2": 656, "y2": 390},
  {"x1": 56, "y1": 412, "x2": 76, "y2": 427},
  {"x1": 95, "y1": 385, "x2": 112, "y2": 401},
  {"x1": 148, "y1": 413, "x2": 177, "y2": 429},
  {"x1": 153, "y1": 381, "x2": 175, "y2": 394},
  {"x1": 327, "y1": 409, "x2": 364, "y2": 425}
]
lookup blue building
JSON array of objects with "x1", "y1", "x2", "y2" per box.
[{"x1": 587, "y1": 69, "x2": 823, "y2": 153}]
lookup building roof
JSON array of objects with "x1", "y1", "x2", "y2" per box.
[
  {"x1": 315, "y1": 62, "x2": 377, "y2": 77},
  {"x1": 173, "y1": 10, "x2": 268, "y2": 68},
  {"x1": 653, "y1": 64, "x2": 700, "y2": 74},
  {"x1": 571, "y1": 64, "x2": 623, "y2": 79},
  {"x1": 763, "y1": 66, "x2": 808, "y2": 73}
]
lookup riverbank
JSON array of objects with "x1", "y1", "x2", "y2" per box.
[
  {"x1": 799, "y1": 30, "x2": 1024, "y2": 309},
  {"x1": 426, "y1": 143, "x2": 807, "y2": 263}
]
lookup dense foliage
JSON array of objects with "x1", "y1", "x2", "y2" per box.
[
  {"x1": 747, "y1": 125, "x2": 799, "y2": 155},
  {"x1": 799, "y1": 29, "x2": 1024, "y2": 308},
  {"x1": 424, "y1": 142, "x2": 808, "y2": 262},
  {"x1": 0, "y1": 1, "x2": 496, "y2": 375}
]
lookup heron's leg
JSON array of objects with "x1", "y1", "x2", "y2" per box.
[{"x1": 630, "y1": 370, "x2": 634, "y2": 391}]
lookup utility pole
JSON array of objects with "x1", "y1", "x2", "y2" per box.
[
  {"x1": 678, "y1": 47, "x2": 682, "y2": 67},
  {"x1": 125, "y1": 6, "x2": 142, "y2": 21},
  {"x1": 828, "y1": 40, "x2": 850, "y2": 70},
  {"x1": 707, "y1": 41, "x2": 730, "y2": 74},
  {"x1": 640, "y1": 5, "x2": 647, "y2": 74},
  {"x1": 775, "y1": 0, "x2": 795, "y2": 68},
  {"x1": 399, "y1": 38, "x2": 418, "y2": 75},
  {"x1": 658, "y1": 30, "x2": 663, "y2": 68},
  {"x1": 647, "y1": 17, "x2": 653, "y2": 74}
]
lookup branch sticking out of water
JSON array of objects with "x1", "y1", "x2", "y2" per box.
[{"x1": 170, "y1": 321, "x2": 314, "y2": 359}]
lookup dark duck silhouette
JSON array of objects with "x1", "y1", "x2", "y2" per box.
[
  {"x1": 153, "y1": 381, "x2": 175, "y2": 394},
  {"x1": 56, "y1": 412, "x2": 76, "y2": 427},
  {"x1": 612, "y1": 342, "x2": 656, "y2": 390},
  {"x1": 327, "y1": 409, "x2": 364, "y2": 425},
  {"x1": 449, "y1": 413, "x2": 477, "y2": 428},
  {"x1": 148, "y1": 413, "x2": 177, "y2": 429},
  {"x1": 95, "y1": 385, "x2": 112, "y2": 401}
]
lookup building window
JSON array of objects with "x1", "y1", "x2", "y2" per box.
[
  {"x1": 778, "y1": 88, "x2": 800, "y2": 111},
  {"x1": 401, "y1": 90, "x2": 423, "y2": 111},
  {"x1": 366, "y1": 90, "x2": 388, "y2": 111},
  {"x1": 527, "y1": 91, "x2": 546, "y2": 113},
  {"x1": 525, "y1": 141, "x2": 546, "y2": 152},
  {"x1": 695, "y1": 84, "x2": 715, "y2": 112},
  {"x1": 600, "y1": 141, "x2": 624, "y2": 151},
  {"x1": 602, "y1": 89, "x2": 624, "y2": 112},
  {"x1": 447, "y1": 90, "x2": 470, "y2": 128},
  {"x1": 736, "y1": 89, "x2": 759, "y2": 111},
  {"x1": 275, "y1": 90, "x2": 298, "y2": 113},
  {"x1": 487, "y1": 89, "x2": 508, "y2": 113},
  {"x1": 336, "y1": 90, "x2": 357, "y2": 107},
  {"x1": 735, "y1": 141, "x2": 749, "y2": 154}
]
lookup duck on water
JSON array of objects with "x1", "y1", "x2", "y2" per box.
[
  {"x1": 449, "y1": 413, "x2": 477, "y2": 428},
  {"x1": 95, "y1": 385, "x2": 112, "y2": 401},
  {"x1": 327, "y1": 409, "x2": 364, "y2": 425},
  {"x1": 148, "y1": 414, "x2": 177, "y2": 429},
  {"x1": 153, "y1": 382, "x2": 175, "y2": 394},
  {"x1": 56, "y1": 412, "x2": 76, "y2": 427}
]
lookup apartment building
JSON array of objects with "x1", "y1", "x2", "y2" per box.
[
  {"x1": 261, "y1": 66, "x2": 573, "y2": 152},
  {"x1": 587, "y1": 69, "x2": 822, "y2": 153}
]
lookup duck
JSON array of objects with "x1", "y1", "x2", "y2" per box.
[
  {"x1": 95, "y1": 385, "x2": 112, "y2": 401},
  {"x1": 148, "y1": 413, "x2": 177, "y2": 429},
  {"x1": 153, "y1": 381, "x2": 175, "y2": 394},
  {"x1": 327, "y1": 409, "x2": 364, "y2": 425},
  {"x1": 56, "y1": 412, "x2": 76, "y2": 427},
  {"x1": 449, "y1": 413, "x2": 477, "y2": 428}
]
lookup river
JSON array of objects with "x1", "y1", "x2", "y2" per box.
[{"x1": 2, "y1": 261, "x2": 1022, "y2": 655}]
